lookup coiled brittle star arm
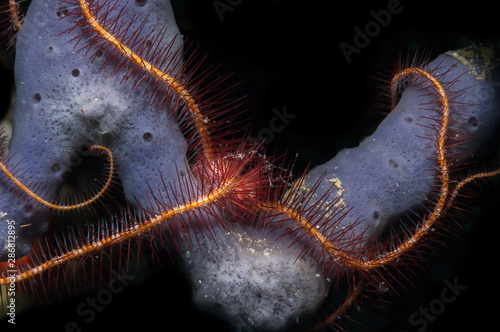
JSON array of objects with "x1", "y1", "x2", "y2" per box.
[
  {"x1": 0, "y1": 147, "x2": 260, "y2": 285},
  {"x1": 0, "y1": 145, "x2": 114, "y2": 211}
]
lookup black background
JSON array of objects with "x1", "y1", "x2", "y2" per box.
[{"x1": 1, "y1": 0, "x2": 500, "y2": 331}]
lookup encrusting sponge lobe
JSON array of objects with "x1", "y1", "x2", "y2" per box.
[
  {"x1": 0, "y1": 0, "x2": 189, "y2": 259},
  {"x1": 296, "y1": 48, "x2": 500, "y2": 251},
  {"x1": 179, "y1": 46, "x2": 500, "y2": 330},
  {"x1": 181, "y1": 223, "x2": 329, "y2": 331}
]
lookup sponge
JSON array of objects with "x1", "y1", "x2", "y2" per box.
[
  {"x1": 0, "y1": 0, "x2": 188, "y2": 259},
  {"x1": 180, "y1": 46, "x2": 500, "y2": 330}
]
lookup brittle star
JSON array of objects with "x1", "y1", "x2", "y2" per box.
[{"x1": 0, "y1": 1, "x2": 499, "y2": 331}]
